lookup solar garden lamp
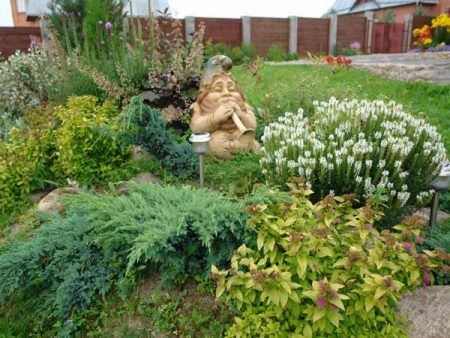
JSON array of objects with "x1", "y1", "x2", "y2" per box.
[
  {"x1": 429, "y1": 163, "x2": 450, "y2": 227},
  {"x1": 189, "y1": 132, "x2": 211, "y2": 188}
]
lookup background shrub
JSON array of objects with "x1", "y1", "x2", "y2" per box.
[
  {"x1": 0, "y1": 108, "x2": 59, "y2": 219},
  {"x1": 0, "y1": 47, "x2": 59, "y2": 138},
  {"x1": 213, "y1": 188, "x2": 448, "y2": 337},
  {"x1": 261, "y1": 98, "x2": 448, "y2": 225},
  {"x1": 55, "y1": 96, "x2": 132, "y2": 187},
  {"x1": 205, "y1": 152, "x2": 264, "y2": 197},
  {"x1": 121, "y1": 96, "x2": 198, "y2": 178}
]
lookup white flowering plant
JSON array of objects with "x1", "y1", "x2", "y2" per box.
[
  {"x1": 0, "y1": 46, "x2": 59, "y2": 139},
  {"x1": 261, "y1": 98, "x2": 448, "y2": 224}
]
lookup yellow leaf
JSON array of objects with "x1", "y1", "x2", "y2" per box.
[
  {"x1": 303, "y1": 324, "x2": 313, "y2": 338},
  {"x1": 313, "y1": 308, "x2": 326, "y2": 322},
  {"x1": 297, "y1": 256, "x2": 308, "y2": 275},
  {"x1": 374, "y1": 287, "x2": 386, "y2": 299},
  {"x1": 329, "y1": 298, "x2": 345, "y2": 311},
  {"x1": 257, "y1": 233, "x2": 264, "y2": 251},
  {"x1": 365, "y1": 297, "x2": 376, "y2": 312}
]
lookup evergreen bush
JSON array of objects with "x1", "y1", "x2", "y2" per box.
[
  {"x1": 121, "y1": 96, "x2": 198, "y2": 178},
  {"x1": 66, "y1": 183, "x2": 250, "y2": 285}
]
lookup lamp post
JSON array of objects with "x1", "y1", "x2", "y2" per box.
[
  {"x1": 429, "y1": 163, "x2": 450, "y2": 227},
  {"x1": 189, "y1": 132, "x2": 211, "y2": 188}
]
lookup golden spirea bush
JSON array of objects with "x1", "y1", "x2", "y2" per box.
[{"x1": 213, "y1": 183, "x2": 449, "y2": 338}]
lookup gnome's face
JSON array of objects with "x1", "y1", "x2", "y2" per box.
[{"x1": 199, "y1": 74, "x2": 245, "y2": 114}]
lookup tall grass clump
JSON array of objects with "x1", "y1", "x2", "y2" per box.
[{"x1": 260, "y1": 98, "x2": 448, "y2": 225}]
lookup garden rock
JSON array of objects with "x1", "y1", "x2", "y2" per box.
[
  {"x1": 130, "y1": 145, "x2": 152, "y2": 163},
  {"x1": 399, "y1": 285, "x2": 450, "y2": 338},
  {"x1": 414, "y1": 207, "x2": 450, "y2": 224},
  {"x1": 117, "y1": 172, "x2": 161, "y2": 196},
  {"x1": 29, "y1": 191, "x2": 48, "y2": 204},
  {"x1": 37, "y1": 187, "x2": 81, "y2": 213}
]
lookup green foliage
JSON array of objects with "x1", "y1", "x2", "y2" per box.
[
  {"x1": 121, "y1": 96, "x2": 198, "y2": 178},
  {"x1": 0, "y1": 108, "x2": 59, "y2": 218},
  {"x1": 440, "y1": 192, "x2": 450, "y2": 213},
  {"x1": 261, "y1": 98, "x2": 448, "y2": 226},
  {"x1": 383, "y1": 11, "x2": 396, "y2": 24},
  {"x1": 213, "y1": 188, "x2": 448, "y2": 337},
  {"x1": 267, "y1": 44, "x2": 287, "y2": 62},
  {"x1": 66, "y1": 183, "x2": 250, "y2": 286},
  {"x1": 0, "y1": 47, "x2": 59, "y2": 138},
  {"x1": 48, "y1": 0, "x2": 86, "y2": 50},
  {"x1": 332, "y1": 43, "x2": 341, "y2": 57},
  {"x1": 204, "y1": 40, "x2": 256, "y2": 65},
  {"x1": 419, "y1": 219, "x2": 450, "y2": 284},
  {"x1": 55, "y1": 96, "x2": 132, "y2": 187},
  {"x1": 0, "y1": 213, "x2": 118, "y2": 334},
  {"x1": 205, "y1": 152, "x2": 264, "y2": 197}
]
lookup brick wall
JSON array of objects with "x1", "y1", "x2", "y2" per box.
[
  {"x1": 297, "y1": 18, "x2": 329, "y2": 55},
  {"x1": 0, "y1": 27, "x2": 41, "y2": 58},
  {"x1": 337, "y1": 16, "x2": 367, "y2": 51},
  {"x1": 195, "y1": 18, "x2": 241, "y2": 47},
  {"x1": 251, "y1": 17, "x2": 289, "y2": 56}
]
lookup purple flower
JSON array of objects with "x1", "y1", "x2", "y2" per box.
[
  {"x1": 105, "y1": 21, "x2": 112, "y2": 30},
  {"x1": 66, "y1": 319, "x2": 73, "y2": 325},
  {"x1": 316, "y1": 298, "x2": 327, "y2": 308},
  {"x1": 316, "y1": 213, "x2": 323, "y2": 220},
  {"x1": 404, "y1": 242, "x2": 414, "y2": 252},
  {"x1": 365, "y1": 223, "x2": 373, "y2": 230},
  {"x1": 318, "y1": 279, "x2": 325, "y2": 286},
  {"x1": 350, "y1": 41, "x2": 361, "y2": 51}
]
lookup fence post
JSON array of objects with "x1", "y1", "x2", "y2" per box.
[
  {"x1": 328, "y1": 14, "x2": 338, "y2": 54},
  {"x1": 289, "y1": 16, "x2": 298, "y2": 54},
  {"x1": 242, "y1": 16, "x2": 251, "y2": 45},
  {"x1": 404, "y1": 14, "x2": 413, "y2": 52},
  {"x1": 185, "y1": 16, "x2": 195, "y2": 42},
  {"x1": 364, "y1": 11, "x2": 374, "y2": 53}
]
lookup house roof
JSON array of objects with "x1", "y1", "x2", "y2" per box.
[
  {"x1": 325, "y1": 0, "x2": 438, "y2": 15},
  {"x1": 26, "y1": 0, "x2": 170, "y2": 18}
]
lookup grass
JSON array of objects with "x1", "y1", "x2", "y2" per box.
[{"x1": 232, "y1": 64, "x2": 450, "y2": 154}]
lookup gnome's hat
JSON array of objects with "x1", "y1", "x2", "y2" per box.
[{"x1": 200, "y1": 55, "x2": 233, "y2": 89}]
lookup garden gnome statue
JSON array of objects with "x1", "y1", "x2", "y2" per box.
[{"x1": 190, "y1": 55, "x2": 261, "y2": 159}]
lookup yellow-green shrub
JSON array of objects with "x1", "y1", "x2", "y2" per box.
[
  {"x1": 55, "y1": 96, "x2": 131, "y2": 187},
  {"x1": 0, "y1": 108, "x2": 58, "y2": 217},
  {"x1": 213, "y1": 183, "x2": 449, "y2": 337}
]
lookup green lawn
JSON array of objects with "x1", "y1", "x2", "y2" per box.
[{"x1": 232, "y1": 64, "x2": 450, "y2": 154}]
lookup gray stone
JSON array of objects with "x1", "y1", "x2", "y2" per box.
[
  {"x1": 37, "y1": 187, "x2": 81, "y2": 213},
  {"x1": 29, "y1": 190, "x2": 48, "y2": 204},
  {"x1": 130, "y1": 145, "x2": 152, "y2": 163},
  {"x1": 117, "y1": 172, "x2": 161, "y2": 196},
  {"x1": 141, "y1": 90, "x2": 160, "y2": 103},
  {"x1": 399, "y1": 286, "x2": 450, "y2": 338},
  {"x1": 414, "y1": 207, "x2": 450, "y2": 225}
]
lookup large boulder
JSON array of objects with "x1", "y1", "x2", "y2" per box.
[
  {"x1": 399, "y1": 285, "x2": 450, "y2": 338},
  {"x1": 37, "y1": 187, "x2": 81, "y2": 213}
]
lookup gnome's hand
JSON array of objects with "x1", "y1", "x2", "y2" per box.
[{"x1": 213, "y1": 104, "x2": 234, "y2": 124}]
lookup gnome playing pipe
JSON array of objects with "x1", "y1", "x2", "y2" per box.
[{"x1": 190, "y1": 55, "x2": 261, "y2": 159}]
